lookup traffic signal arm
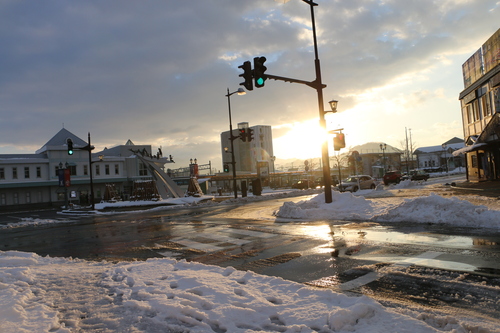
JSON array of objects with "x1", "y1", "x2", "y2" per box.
[{"x1": 265, "y1": 73, "x2": 326, "y2": 90}]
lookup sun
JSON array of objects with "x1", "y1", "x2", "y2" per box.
[{"x1": 273, "y1": 119, "x2": 327, "y2": 160}]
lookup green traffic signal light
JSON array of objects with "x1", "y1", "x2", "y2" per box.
[
  {"x1": 67, "y1": 139, "x2": 74, "y2": 155},
  {"x1": 253, "y1": 56, "x2": 267, "y2": 88}
]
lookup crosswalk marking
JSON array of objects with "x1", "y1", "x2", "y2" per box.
[
  {"x1": 223, "y1": 228, "x2": 277, "y2": 238},
  {"x1": 166, "y1": 227, "x2": 280, "y2": 255},
  {"x1": 171, "y1": 238, "x2": 225, "y2": 252},
  {"x1": 181, "y1": 232, "x2": 251, "y2": 246},
  {"x1": 337, "y1": 251, "x2": 443, "y2": 291}
]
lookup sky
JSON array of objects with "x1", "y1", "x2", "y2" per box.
[
  {"x1": 2, "y1": 179, "x2": 500, "y2": 331},
  {"x1": 1, "y1": 0, "x2": 499, "y2": 171}
]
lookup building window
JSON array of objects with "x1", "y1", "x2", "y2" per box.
[
  {"x1": 24, "y1": 167, "x2": 30, "y2": 179},
  {"x1": 13, "y1": 193, "x2": 18, "y2": 204},
  {"x1": 139, "y1": 162, "x2": 148, "y2": 176},
  {"x1": 493, "y1": 87, "x2": 500, "y2": 113},
  {"x1": 26, "y1": 192, "x2": 31, "y2": 203},
  {"x1": 483, "y1": 93, "x2": 492, "y2": 117},
  {"x1": 83, "y1": 165, "x2": 88, "y2": 176},
  {"x1": 0, "y1": 193, "x2": 5, "y2": 205},
  {"x1": 13, "y1": 167, "x2": 17, "y2": 179},
  {"x1": 115, "y1": 164, "x2": 119, "y2": 175},
  {"x1": 0, "y1": 168, "x2": 4, "y2": 180},
  {"x1": 473, "y1": 100, "x2": 481, "y2": 121},
  {"x1": 105, "y1": 164, "x2": 110, "y2": 175},
  {"x1": 68, "y1": 165, "x2": 77, "y2": 176},
  {"x1": 466, "y1": 104, "x2": 473, "y2": 124},
  {"x1": 471, "y1": 155, "x2": 478, "y2": 168},
  {"x1": 96, "y1": 165, "x2": 100, "y2": 176},
  {"x1": 36, "y1": 167, "x2": 41, "y2": 178}
]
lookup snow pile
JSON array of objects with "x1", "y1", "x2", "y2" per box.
[
  {"x1": 0, "y1": 217, "x2": 74, "y2": 229},
  {"x1": 0, "y1": 251, "x2": 458, "y2": 332},
  {"x1": 0, "y1": 252, "x2": 66, "y2": 332},
  {"x1": 275, "y1": 191, "x2": 374, "y2": 221},
  {"x1": 275, "y1": 191, "x2": 500, "y2": 229}
]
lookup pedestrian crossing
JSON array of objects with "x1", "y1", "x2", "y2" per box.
[{"x1": 158, "y1": 225, "x2": 282, "y2": 257}]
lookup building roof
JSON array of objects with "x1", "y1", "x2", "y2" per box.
[
  {"x1": 443, "y1": 137, "x2": 464, "y2": 145},
  {"x1": 0, "y1": 153, "x2": 47, "y2": 160},
  {"x1": 414, "y1": 142, "x2": 465, "y2": 154},
  {"x1": 36, "y1": 128, "x2": 88, "y2": 154},
  {"x1": 350, "y1": 142, "x2": 402, "y2": 155}
]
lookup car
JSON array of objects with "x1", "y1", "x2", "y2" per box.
[
  {"x1": 338, "y1": 175, "x2": 377, "y2": 192},
  {"x1": 291, "y1": 180, "x2": 310, "y2": 189},
  {"x1": 409, "y1": 170, "x2": 430, "y2": 181},
  {"x1": 383, "y1": 171, "x2": 402, "y2": 185}
]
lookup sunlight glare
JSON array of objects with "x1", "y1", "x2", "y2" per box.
[{"x1": 274, "y1": 119, "x2": 327, "y2": 160}]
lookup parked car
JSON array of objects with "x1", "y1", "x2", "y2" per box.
[
  {"x1": 383, "y1": 171, "x2": 402, "y2": 185},
  {"x1": 291, "y1": 180, "x2": 310, "y2": 189},
  {"x1": 338, "y1": 175, "x2": 377, "y2": 192},
  {"x1": 409, "y1": 170, "x2": 430, "y2": 181}
]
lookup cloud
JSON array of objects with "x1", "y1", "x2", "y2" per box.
[{"x1": 0, "y1": 0, "x2": 498, "y2": 168}]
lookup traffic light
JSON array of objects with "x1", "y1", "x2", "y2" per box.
[
  {"x1": 333, "y1": 133, "x2": 346, "y2": 151},
  {"x1": 253, "y1": 56, "x2": 267, "y2": 88},
  {"x1": 239, "y1": 128, "x2": 247, "y2": 142},
  {"x1": 223, "y1": 164, "x2": 230, "y2": 173},
  {"x1": 67, "y1": 138, "x2": 74, "y2": 155},
  {"x1": 247, "y1": 128, "x2": 254, "y2": 142},
  {"x1": 238, "y1": 61, "x2": 253, "y2": 91}
]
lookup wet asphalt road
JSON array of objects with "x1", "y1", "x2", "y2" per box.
[{"x1": 2, "y1": 194, "x2": 500, "y2": 325}]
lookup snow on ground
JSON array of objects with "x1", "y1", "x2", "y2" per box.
[
  {"x1": 0, "y1": 251, "x2": 491, "y2": 333},
  {"x1": 3, "y1": 176, "x2": 500, "y2": 331},
  {"x1": 274, "y1": 186, "x2": 500, "y2": 230}
]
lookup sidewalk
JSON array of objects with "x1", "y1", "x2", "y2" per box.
[{"x1": 451, "y1": 180, "x2": 500, "y2": 197}]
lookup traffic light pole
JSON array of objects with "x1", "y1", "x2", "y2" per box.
[
  {"x1": 226, "y1": 88, "x2": 239, "y2": 199},
  {"x1": 262, "y1": 0, "x2": 333, "y2": 203}
]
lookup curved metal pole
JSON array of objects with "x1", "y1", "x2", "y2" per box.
[
  {"x1": 307, "y1": 0, "x2": 333, "y2": 203},
  {"x1": 226, "y1": 88, "x2": 238, "y2": 199}
]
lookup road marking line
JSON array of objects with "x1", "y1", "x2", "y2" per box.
[
  {"x1": 171, "y1": 239, "x2": 225, "y2": 252},
  {"x1": 223, "y1": 229, "x2": 277, "y2": 238},
  {"x1": 185, "y1": 232, "x2": 252, "y2": 246},
  {"x1": 338, "y1": 251, "x2": 443, "y2": 291}
]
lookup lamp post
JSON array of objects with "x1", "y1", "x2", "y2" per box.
[
  {"x1": 380, "y1": 143, "x2": 387, "y2": 172},
  {"x1": 441, "y1": 143, "x2": 448, "y2": 173},
  {"x1": 225, "y1": 87, "x2": 246, "y2": 199}
]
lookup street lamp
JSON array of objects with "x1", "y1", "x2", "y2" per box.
[
  {"x1": 327, "y1": 100, "x2": 338, "y2": 113},
  {"x1": 380, "y1": 143, "x2": 387, "y2": 172},
  {"x1": 441, "y1": 143, "x2": 448, "y2": 173},
  {"x1": 225, "y1": 87, "x2": 246, "y2": 199}
]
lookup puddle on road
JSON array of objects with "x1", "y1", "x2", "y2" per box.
[{"x1": 327, "y1": 223, "x2": 500, "y2": 251}]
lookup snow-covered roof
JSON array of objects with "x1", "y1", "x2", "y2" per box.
[
  {"x1": 452, "y1": 142, "x2": 488, "y2": 156},
  {"x1": 350, "y1": 142, "x2": 402, "y2": 155},
  {"x1": 414, "y1": 142, "x2": 465, "y2": 154}
]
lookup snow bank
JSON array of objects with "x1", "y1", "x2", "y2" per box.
[
  {"x1": 275, "y1": 191, "x2": 500, "y2": 229},
  {"x1": 0, "y1": 250, "x2": 456, "y2": 332}
]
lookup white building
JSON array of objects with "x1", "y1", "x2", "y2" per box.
[
  {"x1": 0, "y1": 128, "x2": 172, "y2": 210},
  {"x1": 220, "y1": 122, "x2": 274, "y2": 174},
  {"x1": 414, "y1": 137, "x2": 465, "y2": 171}
]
